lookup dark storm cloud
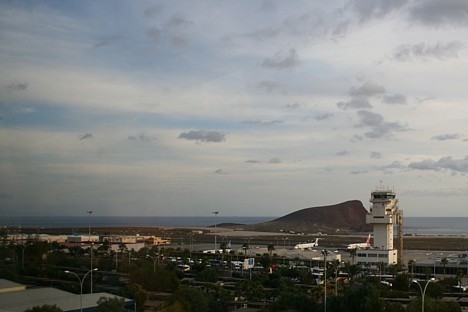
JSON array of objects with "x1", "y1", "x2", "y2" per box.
[
  {"x1": 127, "y1": 133, "x2": 157, "y2": 142},
  {"x1": 392, "y1": 41, "x2": 464, "y2": 61},
  {"x1": 431, "y1": 133, "x2": 462, "y2": 141},
  {"x1": 337, "y1": 97, "x2": 372, "y2": 110},
  {"x1": 79, "y1": 133, "x2": 93, "y2": 140},
  {"x1": 382, "y1": 94, "x2": 407, "y2": 105},
  {"x1": 6, "y1": 82, "x2": 28, "y2": 91},
  {"x1": 165, "y1": 14, "x2": 193, "y2": 29},
  {"x1": 268, "y1": 157, "x2": 282, "y2": 164},
  {"x1": 227, "y1": 11, "x2": 322, "y2": 43},
  {"x1": 146, "y1": 27, "x2": 162, "y2": 44},
  {"x1": 356, "y1": 110, "x2": 384, "y2": 127},
  {"x1": 178, "y1": 130, "x2": 226, "y2": 143},
  {"x1": 257, "y1": 81, "x2": 287, "y2": 94},
  {"x1": 370, "y1": 152, "x2": 382, "y2": 159},
  {"x1": 0, "y1": 193, "x2": 13, "y2": 199},
  {"x1": 378, "y1": 161, "x2": 407, "y2": 173},
  {"x1": 332, "y1": 0, "x2": 408, "y2": 35},
  {"x1": 169, "y1": 36, "x2": 189, "y2": 49},
  {"x1": 409, "y1": 156, "x2": 468, "y2": 172},
  {"x1": 350, "y1": 170, "x2": 368, "y2": 174},
  {"x1": 337, "y1": 81, "x2": 386, "y2": 110},
  {"x1": 315, "y1": 113, "x2": 333, "y2": 121},
  {"x1": 285, "y1": 103, "x2": 302, "y2": 109},
  {"x1": 259, "y1": 0, "x2": 276, "y2": 12},
  {"x1": 246, "y1": 158, "x2": 282, "y2": 164},
  {"x1": 241, "y1": 119, "x2": 283, "y2": 126},
  {"x1": 262, "y1": 49, "x2": 300, "y2": 69},
  {"x1": 409, "y1": 0, "x2": 468, "y2": 27},
  {"x1": 246, "y1": 159, "x2": 261, "y2": 163},
  {"x1": 349, "y1": 81, "x2": 386, "y2": 97},
  {"x1": 344, "y1": 0, "x2": 409, "y2": 23},
  {"x1": 94, "y1": 35, "x2": 122, "y2": 48},
  {"x1": 144, "y1": 5, "x2": 163, "y2": 18},
  {"x1": 355, "y1": 110, "x2": 410, "y2": 138}
]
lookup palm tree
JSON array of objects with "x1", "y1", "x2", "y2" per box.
[
  {"x1": 348, "y1": 248, "x2": 357, "y2": 265},
  {"x1": 441, "y1": 258, "x2": 448, "y2": 279},
  {"x1": 408, "y1": 259, "x2": 415, "y2": 278},
  {"x1": 344, "y1": 262, "x2": 361, "y2": 285},
  {"x1": 219, "y1": 242, "x2": 227, "y2": 261},
  {"x1": 267, "y1": 243, "x2": 275, "y2": 257}
]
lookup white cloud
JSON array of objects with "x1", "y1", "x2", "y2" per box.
[{"x1": 1, "y1": 1, "x2": 468, "y2": 217}]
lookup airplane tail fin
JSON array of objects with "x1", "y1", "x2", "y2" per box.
[
  {"x1": 314, "y1": 238, "x2": 319, "y2": 245},
  {"x1": 366, "y1": 234, "x2": 371, "y2": 244}
]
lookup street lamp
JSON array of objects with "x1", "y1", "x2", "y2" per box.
[
  {"x1": 412, "y1": 278, "x2": 437, "y2": 312},
  {"x1": 87, "y1": 210, "x2": 93, "y2": 293},
  {"x1": 146, "y1": 254, "x2": 158, "y2": 273},
  {"x1": 212, "y1": 211, "x2": 219, "y2": 253},
  {"x1": 330, "y1": 261, "x2": 344, "y2": 295},
  {"x1": 65, "y1": 268, "x2": 98, "y2": 312},
  {"x1": 17, "y1": 243, "x2": 28, "y2": 270},
  {"x1": 322, "y1": 249, "x2": 329, "y2": 312}
]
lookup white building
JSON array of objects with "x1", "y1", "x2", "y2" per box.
[{"x1": 357, "y1": 188, "x2": 402, "y2": 266}]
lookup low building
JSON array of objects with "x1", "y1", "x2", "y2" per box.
[
  {"x1": 67, "y1": 235, "x2": 100, "y2": 243},
  {"x1": 357, "y1": 249, "x2": 398, "y2": 268},
  {"x1": 0, "y1": 279, "x2": 134, "y2": 312}
]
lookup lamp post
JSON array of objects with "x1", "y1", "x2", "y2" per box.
[
  {"x1": 212, "y1": 211, "x2": 219, "y2": 253},
  {"x1": 146, "y1": 254, "x2": 158, "y2": 273},
  {"x1": 322, "y1": 249, "x2": 329, "y2": 312},
  {"x1": 65, "y1": 268, "x2": 98, "y2": 312},
  {"x1": 330, "y1": 261, "x2": 344, "y2": 295},
  {"x1": 412, "y1": 278, "x2": 437, "y2": 312},
  {"x1": 87, "y1": 210, "x2": 93, "y2": 293},
  {"x1": 17, "y1": 244, "x2": 28, "y2": 270}
]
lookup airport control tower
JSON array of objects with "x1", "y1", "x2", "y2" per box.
[{"x1": 358, "y1": 187, "x2": 403, "y2": 266}]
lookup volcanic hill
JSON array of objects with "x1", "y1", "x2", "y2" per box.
[{"x1": 233, "y1": 200, "x2": 371, "y2": 234}]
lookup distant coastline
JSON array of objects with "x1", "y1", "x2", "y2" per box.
[{"x1": 1, "y1": 216, "x2": 467, "y2": 237}]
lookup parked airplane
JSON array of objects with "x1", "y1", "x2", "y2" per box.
[
  {"x1": 347, "y1": 234, "x2": 371, "y2": 250},
  {"x1": 294, "y1": 238, "x2": 319, "y2": 250}
]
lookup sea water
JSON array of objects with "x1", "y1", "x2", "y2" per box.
[{"x1": 0, "y1": 216, "x2": 467, "y2": 236}]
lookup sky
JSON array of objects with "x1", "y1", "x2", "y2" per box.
[{"x1": 1, "y1": 0, "x2": 468, "y2": 217}]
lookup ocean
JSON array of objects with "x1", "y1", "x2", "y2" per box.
[{"x1": 0, "y1": 216, "x2": 467, "y2": 236}]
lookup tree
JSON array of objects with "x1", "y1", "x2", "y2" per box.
[
  {"x1": 196, "y1": 267, "x2": 218, "y2": 283},
  {"x1": 441, "y1": 258, "x2": 448, "y2": 279},
  {"x1": 127, "y1": 283, "x2": 149, "y2": 309},
  {"x1": 238, "y1": 280, "x2": 266, "y2": 302},
  {"x1": 363, "y1": 285, "x2": 383, "y2": 312},
  {"x1": 406, "y1": 297, "x2": 461, "y2": 312},
  {"x1": 267, "y1": 243, "x2": 275, "y2": 257},
  {"x1": 387, "y1": 264, "x2": 399, "y2": 278},
  {"x1": 24, "y1": 304, "x2": 63, "y2": 312},
  {"x1": 169, "y1": 286, "x2": 207, "y2": 312},
  {"x1": 385, "y1": 302, "x2": 405, "y2": 312},
  {"x1": 344, "y1": 263, "x2": 361, "y2": 285},
  {"x1": 270, "y1": 291, "x2": 319, "y2": 312},
  {"x1": 348, "y1": 248, "x2": 357, "y2": 265},
  {"x1": 258, "y1": 254, "x2": 272, "y2": 273},
  {"x1": 408, "y1": 259, "x2": 415, "y2": 278},
  {"x1": 393, "y1": 273, "x2": 410, "y2": 292},
  {"x1": 96, "y1": 296, "x2": 128, "y2": 312},
  {"x1": 219, "y1": 242, "x2": 227, "y2": 260}
]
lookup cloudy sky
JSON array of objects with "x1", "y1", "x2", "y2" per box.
[{"x1": 1, "y1": 0, "x2": 468, "y2": 217}]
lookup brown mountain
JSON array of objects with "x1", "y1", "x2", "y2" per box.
[{"x1": 252, "y1": 200, "x2": 371, "y2": 234}]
